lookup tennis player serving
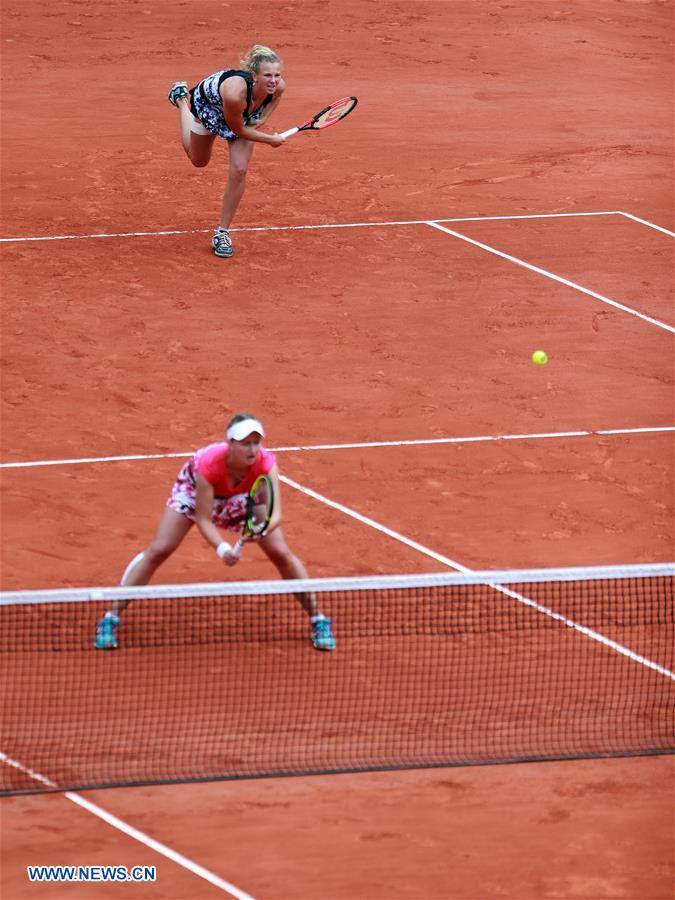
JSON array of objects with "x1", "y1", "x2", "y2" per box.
[
  {"x1": 95, "y1": 414, "x2": 335, "y2": 652},
  {"x1": 167, "y1": 45, "x2": 286, "y2": 259}
]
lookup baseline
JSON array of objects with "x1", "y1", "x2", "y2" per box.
[
  {"x1": 2, "y1": 211, "x2": 671, "y2": 246},
  {"x1": 0, "y1": 211, "x2": 621, "y2": 244}
]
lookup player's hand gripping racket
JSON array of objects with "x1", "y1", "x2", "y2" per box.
[
  {"x1": 233, "y1": 475, "x2": 275, "y2": 556},
  {"x1": 280, "y1": 96, "x2": 358, "y2": 139}
]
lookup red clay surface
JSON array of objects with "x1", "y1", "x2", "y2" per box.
[
  {"x1": 3, "y1": 758, "x2": 673, "y2": 900},
  {"x1": 450, "y1": 216, "x2": 675, "y2": 323},
  {"x1": 1, "y1": 0, "x2": 673, "y2": 897},
  {"x1": 1, "y1": 432, "x2": 672, "y2": 589}
]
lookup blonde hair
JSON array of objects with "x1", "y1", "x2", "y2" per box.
[{"x1": 239, "y1": 44, "x2": 282, "y2": 73}]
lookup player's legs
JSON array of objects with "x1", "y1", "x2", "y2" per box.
[
  {"x1": 187, "y1": 129, "x2": 217, "y2": 168},
  {"x1": 211, "y1": 139, "x2": 255, "y2": 257},
  {"x1": 95, "y1": 509, "x2": 193, "y2": 649},
  {"x1": 259, "y1": 528, "x2": 311, "y2": 603},
  {"x1": 121, "y1": 507, "x2": 194, "y2": 589},
  {"x1": 259, "y1": 529, "x2": 335, "y2": 650},
  {"x1": 173, "y1": 95, "x2": 216, "y2": 167},
  {"x1": 219, "y1": 138, "x2": 255, "y2": 228}
]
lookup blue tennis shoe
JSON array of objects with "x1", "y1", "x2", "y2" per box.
[
  {"x1": 95, "y1": 613, "x2": 120, "y2": 650},
  {"x1": 212, "y1": 227, "x2": 234, "y2": 258},
  {"x1": 167, "y1": 81, "x2": 189, "y2": 107},
  {"x1": 311, "y1": 616, "x2": 335, "y2": 651}
]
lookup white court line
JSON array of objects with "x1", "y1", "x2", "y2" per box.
[
  {"x1": 0, "y1": 211, "x2": 621, "y2": 243},
  {"x1": 0, "y1": 752, "x2": 255, "y2": 899},
  {"x1": 0, "y1": 425, "x2": 672, "y2": 470},
  {"x1": 0, "y1": 451, "x2": 194, "y2": 470},
  {"x1": 618, "y1": 211, "x2": 675, "y2": 238},
  {"x1": 280, "y1": 474, "x2": 675, "y2": 681},
  {"x1": 426, "y1": 221, "x2": 675, "y2": 334}
]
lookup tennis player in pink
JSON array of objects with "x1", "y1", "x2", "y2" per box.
[{"x1": 95, "y1": 413, "x2": 335, "y2": 651}]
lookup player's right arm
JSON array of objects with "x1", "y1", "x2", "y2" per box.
[
  {"x1": 194, "y1": 470, "x2": 229, "y2": 553},
  {"x1": 221, "y1": 78, "x2": 284, "y2": 146}
]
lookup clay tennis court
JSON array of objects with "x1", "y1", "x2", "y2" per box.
[{"x1": 1, "y1": 0, "x2": 673, "y2": 897}]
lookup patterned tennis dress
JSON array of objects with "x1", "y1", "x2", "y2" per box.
[
  {"x1": 190, "y1": 69, "x2": 274, "y2": 140},
  {"x1": 167, "y1": 442, "x2": 276, "y2": 530}
]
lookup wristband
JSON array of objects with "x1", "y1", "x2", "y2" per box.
[{"x1": 216, "y1": 541, "x2": 231, "y2": 559}]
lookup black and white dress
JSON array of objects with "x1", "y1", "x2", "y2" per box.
[{"x1": 189, "y1": 68, "x2": 273, "y2": 140}]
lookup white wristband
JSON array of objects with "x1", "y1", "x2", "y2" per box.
[{"x1": 216, "y1": 541, "x2": 231, "y2": 559}]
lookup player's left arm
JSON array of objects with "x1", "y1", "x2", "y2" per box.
[
  {"x1": 248, "y1": 79, "x2": 285, "y2": 127},
  {"x1": 265, "y1": 465, "x2": 283, "y2": 532}
]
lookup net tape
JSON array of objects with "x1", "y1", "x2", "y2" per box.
[{"x1": 2, "y1": 563, "x2": 673, "y2": 605}]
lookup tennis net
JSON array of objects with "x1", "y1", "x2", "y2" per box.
[{"x1": 1, "y1": 564, "x2": 673, "y2": 795}]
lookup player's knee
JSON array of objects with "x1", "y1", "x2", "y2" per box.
[
  {"x1": 146, "y1": 543, "x2": 174, "y2": 565},
  {"x1": 229, "y1": 163, "x2": 248, "y2": 183},
  {"x1": 188, "y1": 152, "x2": 210, "y2": 169},
  {"x1": 264, "y1": 543, "x2": 289, "y2": 564}
]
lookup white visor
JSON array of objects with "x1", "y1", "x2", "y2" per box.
[{"x1": 226, "y1": 418, "x2": 265, "y2": 441}]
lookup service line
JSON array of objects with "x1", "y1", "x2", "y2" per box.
[
  {"x1": 425, "y1": 221, "x2": 675, "y2": 334},
  {"x1": 617, "y1": 212, "x2": 675, "y2": 238},
  {"x1": 0, "y1": 425, "x2": 672, "y2": 470}
]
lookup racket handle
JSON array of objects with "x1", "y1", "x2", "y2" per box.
[
  {"x1": 280, "y1": 126, "x2": 299, "y2": 139},
  {"x1": 233, "y1": 536, "x2": 244, "y2": 555}
]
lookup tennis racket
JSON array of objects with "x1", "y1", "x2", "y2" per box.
[
  {"x1": 233, "y1": 474, "x2": 275, "y2": 555},
  {"x1": 279, "y1": 96, "x2": 358, "y2": 139}
]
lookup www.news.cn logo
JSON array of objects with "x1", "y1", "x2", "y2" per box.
[{"x1": 27, "y1": 865, "x2": 156, "y2": 883}]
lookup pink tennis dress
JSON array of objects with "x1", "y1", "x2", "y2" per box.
[{"x1": 167, "y1": 442, "x2": 276, "y2": 530}]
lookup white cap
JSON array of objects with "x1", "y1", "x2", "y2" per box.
[{"x1": 226, "y1": 417, "x2": 265, "y2": 441}]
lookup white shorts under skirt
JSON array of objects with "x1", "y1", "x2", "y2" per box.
[{"x1": 189, "y1": 116, "x2": 211, "y2": 136}]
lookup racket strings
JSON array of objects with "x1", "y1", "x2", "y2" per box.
[
  {"x1": 315, "y1": 97, "x2": 357, "y2": 127},
  {"x1": 247, "y1": 479, "x2": 273, "y2": 535}
]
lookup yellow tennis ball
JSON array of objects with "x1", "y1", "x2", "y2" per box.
[{"x1": 532, "y1": 350, "x2": 548, "y2": 365}]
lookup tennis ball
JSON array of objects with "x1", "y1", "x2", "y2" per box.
[{"x1": 532, "y1": 350, "x2": 548, "y2": 366}]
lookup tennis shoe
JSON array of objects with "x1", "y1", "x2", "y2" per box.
[
  {"x1": 311, "y1": 617, "x2": 335, "y2": 651},
  {"x1": 212, "y1": 227, "x2": 233, "y2": 258},
  {"x1": 167, "y1": 81, "x2": 189, "y2": 107},
  {"x1": 95, "y1": 613, "x2": 120, "y2": 650}
]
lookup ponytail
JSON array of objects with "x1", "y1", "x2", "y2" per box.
[{"x1": 239, "y1": 44, "x2": 281, "y2": 73}]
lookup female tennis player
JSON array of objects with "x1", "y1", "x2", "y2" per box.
[
  {"x1": 167, "y1": 45, "x2": 286, "y2": 258},
  {"x1": 95, "y1": 414, "x2": 335, "y2": 652}
]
